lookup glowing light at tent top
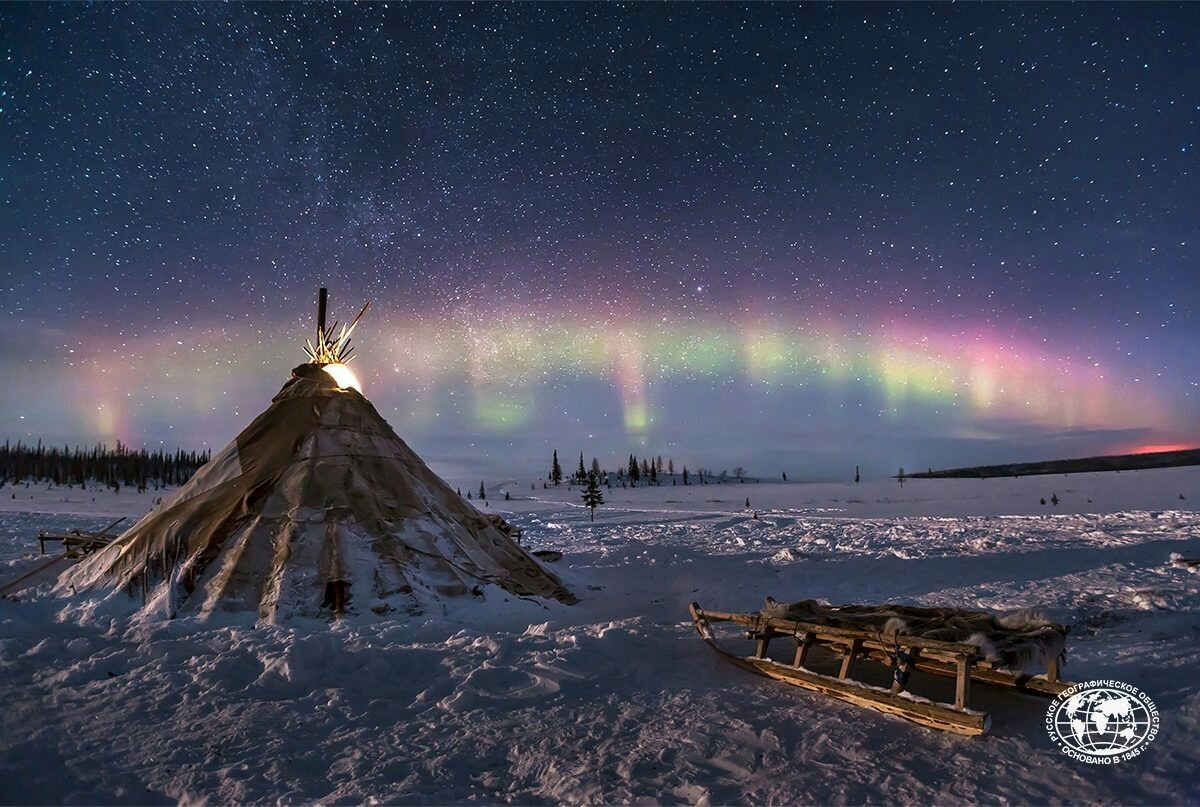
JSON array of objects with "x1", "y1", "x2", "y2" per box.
[{"x1": 322, "y1": 362, "x2": 361, "y2": 392}]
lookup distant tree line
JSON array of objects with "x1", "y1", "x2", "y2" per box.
[
  {"x1": 907, "y1": 448, "x2": 1200, "y2": 480},
  {"x1": 544, "y1": 450, "x2": 767, "y2": 489},
  {"x1": 539, "y1": 451, "x2": 890, "y2": 489},
  {"x1": 0, "y1": 439, "x2": 211, "y2": 493}
]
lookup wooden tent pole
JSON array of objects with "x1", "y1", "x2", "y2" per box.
[{"x1": 317, "y1": 287, "x2": 328, "y2": 339}]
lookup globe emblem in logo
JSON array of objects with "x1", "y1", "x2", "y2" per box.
[{"x1": 1046, "y1": 680, "x2": 1159, "y2": 763}]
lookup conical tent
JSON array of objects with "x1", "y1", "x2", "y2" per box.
[{"x1": 59, "y1": 365, "x2": 576, "y2": 621}]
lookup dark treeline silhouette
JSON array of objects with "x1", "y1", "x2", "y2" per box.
[
  {"x1": 547, "y1": 450, "x2": 767, "y2": 489},
  {"x1": 910, "y1": 448, "x2": 1200, "y2": 480},
  {"x1": 0, "y1": 439, "x2": 211, "y2": 492}
]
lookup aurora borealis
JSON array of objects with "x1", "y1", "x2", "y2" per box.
[{"x1": 2, "y1": 3, "x2": 1197, "y2": 480}]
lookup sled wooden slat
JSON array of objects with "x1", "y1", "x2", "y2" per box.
[
  {"x1": 955, "y1": 656, "x2": 972, "y2": 709},
  {"x1": 858, "y1": 648, "x2": 1073, "y2": 696},
  {"x1": 691, "y1": 602, "x2": 1075, "y2": 737},
  {"x1": 793, "y1": 631, "x2": 815, "y2": 668},
  {"x1": 838, "y1": 638, "x2": 861, "y2": 679},
  {"x1": 698, "y1": 607, "x2": 981, "y2": 659},
  {"x1": 0, "y1": 552, "x2": 74, "y2": 597},
  {"x1": 1045, "y1": 656, "x2": 1060, "y2": 683},
  {"x1": 38, "y1": 531, "x2": 115, "y2": 557},
  {"x1": 720, "y1": 646, "x2": 989, "y2": 736},
  {"x1": 754, "y1": 630, "x2": 774, "y2": 659},
  {"x1": 38, "y1": 517, "x2": 126, "y2": 558}
]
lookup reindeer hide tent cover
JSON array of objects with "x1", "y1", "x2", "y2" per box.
[{"x1": 58, "y1": 365, "x2": 576, "y2": 620}]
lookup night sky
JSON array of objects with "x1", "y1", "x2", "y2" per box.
[{"x1": 2, "y1": 3, "x2": 1197, "y2": 481}]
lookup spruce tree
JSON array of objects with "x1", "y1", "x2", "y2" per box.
[
  {"x1": 551, "y1": 450, "x2": 563, "y2": 486},
  {"x1": 582, "y1": 473, "x2": 604, "y2": 521}
]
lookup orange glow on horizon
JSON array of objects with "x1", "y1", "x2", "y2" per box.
[{"x1": 1121, "y1": 443, "x2": 1197, "y2": 455}]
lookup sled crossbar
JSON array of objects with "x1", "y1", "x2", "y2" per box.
[{"x1": 690, "y1": 602, "x2": 1074, "y2": 736}]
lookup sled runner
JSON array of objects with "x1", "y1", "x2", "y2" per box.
[{"x1": 690, "y1": 599, "x2": 1075, "y2": 736}]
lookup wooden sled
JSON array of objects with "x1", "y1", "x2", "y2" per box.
[
  {"x1": 1, "y1": 517, "x2": 130, "y2": 598},
  {"x1": 690, "y1": 602, "x2": 1075, "y2": 736},
  {"x1": 37, "y1": 516, "x2": 126, "y2": 558}
]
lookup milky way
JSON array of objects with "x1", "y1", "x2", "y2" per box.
[{"x1": 2, "y1": 3, "x2": 1196, "y2": 480}]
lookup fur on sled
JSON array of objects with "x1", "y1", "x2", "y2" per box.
[{"x1": 762, "y1": 597, "x2": 1068, "y2": 672}]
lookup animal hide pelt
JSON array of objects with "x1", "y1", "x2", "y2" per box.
[{"x1": 761, "y1": 597, "x2": 1067, "y2": 672}]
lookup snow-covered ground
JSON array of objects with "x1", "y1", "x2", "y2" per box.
[{"x1": 2, "y1": 469, "x2": 1199, "y2": 804}]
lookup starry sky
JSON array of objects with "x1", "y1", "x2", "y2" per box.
[{"x1": 2, "y1": 2, "x2": 1197, "y2": 482}]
